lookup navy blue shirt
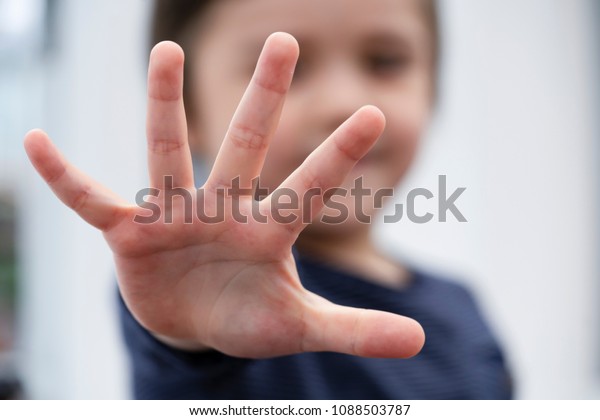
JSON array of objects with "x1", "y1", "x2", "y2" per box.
[{"x1": 118, "y1": 253, "x2": 512, "y2": 399}]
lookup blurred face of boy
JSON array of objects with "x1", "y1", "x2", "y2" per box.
[{"x1": 189, "y1": 0, "x2": 435, "y2": 237}]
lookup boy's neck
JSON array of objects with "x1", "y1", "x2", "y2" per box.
[{"x1": 296, "y1": 228, "x2": 410, "y2": 289}]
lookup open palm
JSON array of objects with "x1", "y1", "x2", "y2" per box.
[{"x1": 24, "y1": 33, "x2": 424, "y2": 359}]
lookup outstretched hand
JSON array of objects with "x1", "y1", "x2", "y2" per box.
[{"x1": 24, "y1": 32, "x2": 424, "y2": 359}]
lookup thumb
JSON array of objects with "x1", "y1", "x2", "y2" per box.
[{"x1": 302, "y1": 295, "x2": 425, "y2": 358}]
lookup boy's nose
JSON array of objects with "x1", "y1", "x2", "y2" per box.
[{"x1": 307, "y1": 65, "x2": 372, "y2": 134}]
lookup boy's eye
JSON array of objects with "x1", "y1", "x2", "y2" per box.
[{"x1": 364, "y1": 53, "x2": 408, "y2": 76}]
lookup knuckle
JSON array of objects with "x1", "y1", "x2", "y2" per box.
[
  {"x1": 254, "y1": 75, "x2": 288, "y2": 95},
  {"x1": 228, "y1": 124, "x2": 269, "y2": 151},
  {"x1": 98, "y1": 205, "x2": 127, "y2": 232},
  {"x1": 45, "y1": 164, "x2": 67, "y2": 185},
  {"x1": 149, "y1": 137, "x2": 184, "y2": 155},
  {"x1": 300, "y1": 165, "x2": 326, "y2": 193},
  {"x1": 68, "y1": 185, "x2": 91, "y2": 212},
  {"x1": 334, "y1": 136, "x2": 364, "y2": 162}
]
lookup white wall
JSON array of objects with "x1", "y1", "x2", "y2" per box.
[
  {"x1": 18, "y1": 0, "x2": 149, "y2": 398},
  {"x1": 17, "y1": 0, "x2": 599, "y2": 399},
  {"x1": 379, "y1": 0, "x2": 599, "y2": 399}
]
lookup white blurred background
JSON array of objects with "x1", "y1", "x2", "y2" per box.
[{"x1": 0, "y1": 0, "x2": 598, "y2": 399}]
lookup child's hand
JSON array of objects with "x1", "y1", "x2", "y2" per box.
[{"x1": 24, "y1": 33, "x2": 424, "y2": 359}]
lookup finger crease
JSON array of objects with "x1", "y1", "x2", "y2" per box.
[
  {"x1": 149, "y1": 138, "x2": 185, "y2": 155},
  {"x1": 69, "y1": 184, "x2": 91, "y2": 212},
  {"x1": 254, "y1": 76, "x2": 288, "y2": 96},
  {"x1": 45, "y1": 164, "x2": 67, "y2": 186},
  {"x1": 228, "y1": 125, "x2": 269, "y2": 150},
  {"x1": 350, "y1": 311, "x2": 364, "y2": 355},
  {"x1": 100, "y1": 205, "x2": 128, "y2": 232},
  {"x1": 334, "y1": 136, "x2": 365, "y2": 162}
]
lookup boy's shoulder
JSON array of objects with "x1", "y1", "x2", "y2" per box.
[
  {"x1": 408, "y1": 266, "x2": 501, "y2": 349},
  {"x1": 296, "y1": 251, "x2": 477, "y2": 301},
  {"x1": 296, "y1": 253, "x2": 485, "y2": 321},
  {"x1": 409, "y1": 265, "x2": 477, "y2": 300},
  {"x1": 411, "y1": 267, "x2": 485, "y2": 314}
]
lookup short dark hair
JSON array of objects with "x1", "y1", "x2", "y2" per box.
[
  {"x1": 149, "y1": 0, "x2": 214, "y2": 119},
  {"x1": 150, "y1": 0, "x2": 440, "y2": 121}
]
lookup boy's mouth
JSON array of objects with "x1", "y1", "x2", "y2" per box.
[
  {"x1": 355, "y1": 146, "x2": 386, "y2": 167},
  {"x1": 292, "y1": 142, "x2": 386, "y2": 170}
]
